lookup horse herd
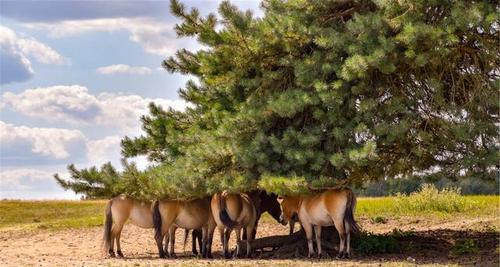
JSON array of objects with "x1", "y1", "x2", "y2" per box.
[{"x1": 102, "y1": 187, "x2": 360, "y2": 260}]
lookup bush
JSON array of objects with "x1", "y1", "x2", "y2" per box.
[
  {"x1": 353, "y1": 230, "x2": 401, "y2": 254},
  {"x1": 393, "y1": 184, "x2": 475, "y2": 213},
  {"x1": 450, "y1": 239, "x2": 479, "y2": 255}
]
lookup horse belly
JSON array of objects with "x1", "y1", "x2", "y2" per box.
[
  {"x1": 174, "y1": 210, "x2": 205, "y2": 229},
  {"x1": 130, "y1": 206, "x2": 153, "y2": 228},
  {"x1": 307, "y1": 204, "x2": 334, "y2": 226}
]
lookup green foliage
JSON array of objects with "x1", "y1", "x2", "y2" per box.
[
  {"x1": 370, "y1": 216, "x2": 388, "y2": 224},
  {"x1": 54, "y1": 163, "x2": 120, "y2": 199},
  {"x1": 393, "y1": 184, "x2": 475, "y2": 213},
  {"x1": 258, "y1": 175, "x2": 309, "y2": 196},
  {"x1": 353, "y1": 230, "x2": 402, "y2": 254},
  {"x1": 450, "y1": 239, "x2": 479, "y2": 255},
  {"x1": 57, "y1": 0, "x2": 499, "y2": 199}
]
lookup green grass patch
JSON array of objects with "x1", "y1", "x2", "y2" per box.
[
  {"x1": 393, "y1": 184, "x2": 473, "y2": 213},
  {"x1": 0, "y1": 200, "x2": 106, "y2": 231},
  {"x1": 357, "y1": 186, "x2": 499, "y2": 218}
]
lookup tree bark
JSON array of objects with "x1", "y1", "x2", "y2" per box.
[{"x1": 237, "y1": 226, "x2": 340, "y2": 258}]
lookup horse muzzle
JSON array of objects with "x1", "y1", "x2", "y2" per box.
[{"x1": 279, "y1": 215, "x2": 287, "y2": 225}]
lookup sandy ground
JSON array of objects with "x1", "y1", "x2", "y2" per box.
[{"x1": 0, "y1": 218, "x2": 498, "y2": 267}]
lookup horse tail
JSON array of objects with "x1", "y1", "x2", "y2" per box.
[
  {"x1": 102, "y1": 199, "x2": 113, "y2": 254},
  {"x1": 219, "y1": 191, "x2": 239, "y2": 228},
  {"x1": 152, "y1": 200, "x2": 163, "y2": 240},
  {"x1": 344, "y1": 189, "x2": 361, "y2": 234}
]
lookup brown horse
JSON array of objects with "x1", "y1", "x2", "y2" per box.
[
  {"x1": 152, "y1": 197, "x2": 216, "y2": 258},
  {"x1": 188, "y1": 190, "x2": 281, "y2": 253},
  {"x1": 211, "y1": 191, "x2": 258, "y2": 258},
  {"x1": 242, "y1": 190, "x2": 281, "y2": 240},
  {"x1": 278, "y1": 188, "x2": 360, "y2": 258},
  {"x1": 103, "y1": 195, "x2": 158, "y2": 257},
  {"x1": 102, "y1": 195, "x2": 180, "y2": 258}
]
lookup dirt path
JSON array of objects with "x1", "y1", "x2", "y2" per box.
[{"x1": 0, "y1": 218, "x2": 498, "y2": 266}]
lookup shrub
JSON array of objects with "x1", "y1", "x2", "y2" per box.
[
  {"x1": 353, "y1": 231, "x2": 401, "y2": 254},
  {"x1": 393, "y1": 184, "x2": 475, "y2": 213},
  {"x1": 450, "y1": 239, "x2": 479, "y2": 255},
  {"x1": 371, "y1": 216, "x2": 388, "y2": 224}
]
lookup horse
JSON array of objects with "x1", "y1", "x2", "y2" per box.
[
  {"x1": 188, "y1": 190, "x2": 281, "y2": 253},
  {"x1": 103, "y1": 195, "x2": 163, "y2": 258},
  {"x1": 242, "y1": 190, "x2": 281, "y2": 240},
  {"x1": 211, "y1": 191, "x2": 258, "y2": 258},
  {"x1": 152, "y1": 197, "x2": 216, "y2": 258},
  {"x1": 278, "y1": 188, "x2": 360, "y2": 258},
  {"x1": 102, "y1": 195, "x2": 183, "y2": 258}
]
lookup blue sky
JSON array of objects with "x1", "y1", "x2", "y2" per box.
[{"x1": 0, "y1": 0, "x2": 261, "y2": 199}]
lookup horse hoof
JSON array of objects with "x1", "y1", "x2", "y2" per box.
[
  {"x1": 116, "y1": 251, "x2": 124, "y2": 258},
  {"x1": 336, "y1": 252, "x2": 344, "y2": 259}
]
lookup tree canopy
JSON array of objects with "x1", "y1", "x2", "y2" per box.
[{"x1": 56, "y1": 0, "x2": 499, "y2": 200}]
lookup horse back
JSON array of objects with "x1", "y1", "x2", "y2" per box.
[{"x1": 111, "y1": 195, "x2": 153, "y2": 228}]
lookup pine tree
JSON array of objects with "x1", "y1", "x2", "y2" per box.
[{"x1": 56, "y1": 0, "x2": 499, "y2": 199}]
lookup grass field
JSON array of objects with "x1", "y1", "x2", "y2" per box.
[{"x1": 1, "y1": 195, "x2": 498, "y2": 231}]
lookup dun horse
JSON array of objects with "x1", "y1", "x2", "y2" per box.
[
  {"x1": 278, "y1": 188, "x2": 360, "y2": 258},
  {"x1": 103, "y1": 195, "x2": 156, "y2": 257},
  {"x1": 189, "y1": 190, "x2": 281, "y2": 253},
  {"x1": 152, "y1": 197, "x2": 216, "y2": 258},
  {"x1": 211, "y1": 191, "x2": 258, "y2": 258},
  {"x1": 103, "y1": 195, "x2": 185, "y2": 257}
]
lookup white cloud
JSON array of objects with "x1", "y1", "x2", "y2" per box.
[
  {"x1": 0, "y1": 168, "x2": 56, "y2": 189},
  {"x1": 97, "y1": 64, "x2": 152, "y2": 75},
  {"x1": 0, "y1": 25, "x2": 34, "y2": 84},
  {"x1": 0, "y1": 25, "x2": 68, "y2": 84},
  {"x1": 17, "y1": 38, "x2": 68, "y2": 65},
  {"x1": 23, "y1": 18, "x2": 190, "y2": 56},
  {"x1": 0, "y1": 121, "x2": 86, "y2": 159},
  {"x1": 86, "y1": 135, "x2": 122, "y2": 166},
  {"x1": 1, "y1": 85, "x2": 189, "y2": 132}
]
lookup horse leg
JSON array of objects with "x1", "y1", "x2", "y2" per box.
[
  {"x1": 169, "y1": 227, "x2": 177, "y2": 258},
  {"x1": 191, "y1": 229, "x2": 198, "y2": 256},
  {"x1": 206, "y1": 225, "x2": 215, "y2": 258},
  {"x1": 333, "y1": 217, "x2": 346, "y2": 259},
  {"x1": 302, "y1": 222, "x2": 314, "y2": 258},
  {"x1": 313, "y1": 225, "x2": 322, "y2": 258},
  {"x1": 163, "y1": 232, "x2": 169, "y2": 257},
  {"x1": 218, "y1": 226, "x2": 224, "y2": 257},
  {"x1": 344, "y1": 220, "x2": 351, "y2": 258},
  {"x1": 234, "y1": 228, "x2": 241, "y2": 258},
  {"x1": 155, "y1": 215, "x2": 174, "y2": 258},
  {"x1": 201, "y1": 226, "x2": 208, "y2": 258},
  {"x1": 109, "y1": 221, "x2": 123, "y2": 257},
  {"x1": 223, "y1": 228, "x2": 232, "y2": 259},
  {"x1": 289, "y1": 218, "x2": 295, "y2": 235},
  {"x1": 114, "y1": 224, "x2": 125, "y2": 258},
  {"x1": 245, "y1": 225, "x2": 254, "y2": 258}
]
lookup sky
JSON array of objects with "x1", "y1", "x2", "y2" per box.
[{"x1": 0, "y1": 0, "x2": 262, "y2": 199}]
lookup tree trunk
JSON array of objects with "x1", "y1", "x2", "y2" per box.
[{"x1": 237, "y1": 226, "x2": 340, "y2": 258}]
